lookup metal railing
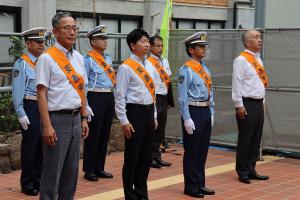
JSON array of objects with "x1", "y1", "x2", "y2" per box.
[{"x1": 166, "y1": 28, "x2": 300, "y2": 154}]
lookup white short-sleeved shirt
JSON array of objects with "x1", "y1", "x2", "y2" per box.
[{"x1": 35, "y1": 42, "x2": 88, "y2": 111}]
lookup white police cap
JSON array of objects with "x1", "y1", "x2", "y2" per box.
[
  {"x1": 183, "y1": 32, "x2": 208, "y2": 46},
  {"x1": 86, "y1": 25, "x2": 107, "y2": 38},
  {"x1": 21, "y1": 27, "x2": 47, "y2": 41}
]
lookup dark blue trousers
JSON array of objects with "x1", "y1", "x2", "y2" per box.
[
  {"x1": 182, "y1": 106, "x2": 211, "y2": 193},
  {"x1": 83, "y1": 92, "x2": 114, "y2": 174},
  {"x1": 123, "y1": 104, "x2": 154, "y2": 200},
  {"x1": 20, "y1": 99, "x2": 42, "y2": 189}
]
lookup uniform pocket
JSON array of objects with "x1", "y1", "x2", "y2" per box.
[
  {"x1": 190, "y1": 76, "x2": 205, "y2": 98},
  {"x1": 26, "y1": 71, "x2": 37, "y2": 90}
]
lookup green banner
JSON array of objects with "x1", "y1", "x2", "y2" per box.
[{"x1": 160, "y1": 0, "x2": 173, "y2": 58}]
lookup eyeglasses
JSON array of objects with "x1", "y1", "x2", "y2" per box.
[{"x1": 56, "y1": 26, "x2": 79, "y2": 32}]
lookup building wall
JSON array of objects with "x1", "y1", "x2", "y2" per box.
[
  {"x1": 174, "y1": 0, "x2": 229, "y2": 7},
  {"x1": 56, "y1": 0, "x2": 144, "y2": 16},
  {"x1": 0, "y1": 0, "x2": 252, "y2": 33},
  {"x1": 0, "y1": 0, "x2": 55, "y2": 30},
  {"x1": 173, "y1": 3, "x2": 228, "y2": 21},
  {"x1": 264, "y1": 0, "x2": 300, "y2": 28},
  {"x1": 0, "y1": 0, "x2": 255, "y2": 64}
]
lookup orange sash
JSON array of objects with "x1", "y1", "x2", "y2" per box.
[
  {"x1": 184, "y1": 59, "x2": 212, "y2": 93},
  {"x1": 123, "y1": 58, "x2": 155, "y2": 102},
  {"x1": 147, "y1": 56, "x2": 170, "y2": 89},
  {"x1": 46, "y1": 46, "x2": 85, "y2": 101},
  {"x1": 21, "y1": 54, "x2": 36, "y2": 69},
  {"x1": 87, "y1": 50, "x2": 116, "y2": 85},
  {"x1": 240, "y1": 51, "x2": 269, "y2": 87}
]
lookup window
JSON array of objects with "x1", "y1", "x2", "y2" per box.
[
  {"x1": 0, "y1": 6, "x2": 21, "y2": 65},
  {"x1": 172, "y1": 19, "x2": 225, "y2": 30},
  {"x1": 120, "y1": 20, "x2": 138, "y2": 60},
  {"x1": 195, "y1": 21, "x2": 208, "y2": 29},
  {"x1": 66, "y1": 11, "x2": 142, "y2": 64},
  {"x1": 76, "y1": 18, "x2": 97, "y2": 55},
  {"x1": 210, "y1": 22, "x2": 223, "y2": 29},
  {"x1": 101, "y1": 19, "x2": 118, "y2": 61},
  {"x1": 178, "y1": 21, "x2": 193, "y2": 29}
]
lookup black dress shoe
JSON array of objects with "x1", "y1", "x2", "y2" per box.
[
  {"x1": 249, "y1": 172, "x2": 269, "y2": 180},
  {"x1": 151, "y1": 160, "x2": 162, "y2": 168},
  {"x1": 156, "y1": 158, "x2": 172, "y2": 167},
  {"x1": 84, "y1": 173, "x2": 98, "y2": 182},
  {"x1": 96, "y1": 171, "x2": 113, "y2": 178},
  {"x1": 199, "y1": 187, "x2": 215, "y2": 195},
  {"x1": 184, "y1": 190, "x2": 204, "y2": 198},
  {"x1": 22, "y1": 186, "x2": 39, "y2": 196},
  {"x1": 164, "y1": 142, "x2": 170, "y2": 149},
  {"x1": 239, "y1": 175, "x2": 251, "y2": 184}
]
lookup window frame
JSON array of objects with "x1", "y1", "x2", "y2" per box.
[
  {"x1": 172, "y1": 18, "x2": 225, "y2": 29},
  {"x1": 0, "y1": 5, "x2": 21, "y2": 32}
]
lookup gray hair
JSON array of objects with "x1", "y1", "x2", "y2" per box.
[
  {"x1": 242, "y1": 29, "x2": 260, "y2": 47},
  {"x1": 52, "y1": 12, "x2": 73, "y2": 28}
]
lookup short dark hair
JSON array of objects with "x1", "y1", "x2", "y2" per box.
[
  {"x1": 52, "y1": 12, "x2": 73, "y2": 28},
  {"x1": 186, "y1": 44, "x2": 197, "y2": 57},
  {"x1": 126, "y1": 28, "x2": 149, "y2": 51},
  {"x1": 149, "y1": 35, "x2": 163, "y2": 46}
]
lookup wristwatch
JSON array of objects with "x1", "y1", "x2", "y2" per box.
[{"x1": 81, "y1": 115, "x2": 88, "y2": 121}]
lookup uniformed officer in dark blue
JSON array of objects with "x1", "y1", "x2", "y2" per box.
[
  {"x1": 83, "y1": 25, "x2": 114, "y2": 181},
  {"x1": 12, "y1": 27, "x2": 46, "y2": 196},
  {"x1": 178, "y1": 32, "x2": 215, "y2": 198}
]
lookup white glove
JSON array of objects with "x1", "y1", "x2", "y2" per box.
[
  {"x1": 184, "y1": 119, "x2": 195, "y2": 135},
  {"x1": 18, "y1": 116, "x2": 30, "y2": 131},
  {"x1": 211, "y1": 115, "x2": 214, "y2": 127},
  {"x1": 87, "y1": 106, "x2": 94, "y2": 122}
]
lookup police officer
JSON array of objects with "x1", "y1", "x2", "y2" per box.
[
  {"x1": 83, "y1": 25, "x2": 114, "y2": 181},
  {"x1": 232, "y1": 29, "x2": 269, "y2": 184},
  {"x1": 12, "y1": 27, "x2": 46, "y2": 196},
  {"x1": 114, "y1": 28, "x2": 159, "y2": 200},
  {"x1": 36, "y1": 12, "x2": 89, "y2": 200},
  {"x1": 178, "y1": 32, "x2": 215, "y2": 198},
  {"x1": 148, "y1": 35, "x2": 172, "y2": 168}
]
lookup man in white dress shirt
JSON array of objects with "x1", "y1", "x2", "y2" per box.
[
  {"x1": 36, "y1": 12, "x2": 89, "y2": 200},
  {"x1": 114, "y1": 28, "x2": 159, "y2": 200},
  {"x1": 232, "y1": 29, "x2": 269, "y2": 184},
  {"x1": 148, "y1": 35, "x2": 172, "y2": 168}
]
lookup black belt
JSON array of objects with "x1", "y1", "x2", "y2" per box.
[
  {"x1": 243, "y1": 97, "x2": 263, "y2": 102},
  {"x1": 49, "y1": 108, "x2": 80, "y2": 115},
  {"x1": 156, "y1": 94, "x2": 168, "y2": 99},
  {"x1": 126, "y1": 103, "x2": 154, "y2": 110}
]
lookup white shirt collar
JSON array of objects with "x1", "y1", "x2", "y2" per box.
[
  {"x1": 55, "y1": 42, "x2": 74, "y2": 57},
  {"x1": 130, "y1": 53, "x2": 147, "y2": 66},
  {"x1": 244, "y1": 49, "x2": 260, "y2": 57},
  {"x1": 28, "y1": 52, "x2": 37, "y2": 62},
  {"x1": 149, "y1": 53, "x2": 163, "y2": 61}
]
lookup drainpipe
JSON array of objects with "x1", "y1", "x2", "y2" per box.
[{"x1": 233, "y1": 0, "x2": 254, "y2": 29}]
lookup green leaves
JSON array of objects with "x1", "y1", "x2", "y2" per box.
[
  {"x1": 0, "y1": 92, "x2": 19, "y2": 132},
  {"x1": 8, "y1": 36, "x2": 25, "y2": 62}
]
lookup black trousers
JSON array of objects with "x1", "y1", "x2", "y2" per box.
[
  {"x1": 20, "y1": 99, "x2": 42, "y2": 189},
  {"x1": 83, "y1": 92, "x2": 114, "y2": 174},
  {"x1": 182, "y1": 106, "x2": 211, "y2": 193},
  {"x1": 152, "y1": 94, "x2": 168, "y2": 160},
  {"x1": 236, "y1": 98, "x2": 264, "y2": 177},
  {"x1": 123, "y1": 103, "x2": 154, "y2": 200}
]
